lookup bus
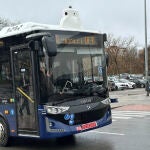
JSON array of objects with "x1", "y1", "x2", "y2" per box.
[{"x1": 0, "y1": 7, "x2": 112, "y2": 146}]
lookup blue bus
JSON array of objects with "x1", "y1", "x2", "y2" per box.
[{"x1": 0, "y1": 7, "x2": 112, "y2": 146}]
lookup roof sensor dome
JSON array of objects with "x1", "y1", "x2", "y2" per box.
[{"x1": 60, "y1": 6, "x2": 82, "y2": 29}]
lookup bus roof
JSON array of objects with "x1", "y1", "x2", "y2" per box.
[{"x1": 0, "y1": 22, "x2": 100, "y2": 39}]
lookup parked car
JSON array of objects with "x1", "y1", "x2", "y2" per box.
[
  {"x1": 120, "y1": 73, "x2": 130, "y2": 79},
  {"x1": 108, "y1": 76, "x2": 118, "y2": 82},
  {"x1": 138, "y1": 79, "x2": 146, "y2": 87},
  {"x1": 119, "y1": 79, "x2": 136, "y2": 89},
  {"x1": 129, "y1": 78, "x2": 146, "y2": 88},
  {"x1": 113, "y1": 80, "x2": 127, "y2": 90}
]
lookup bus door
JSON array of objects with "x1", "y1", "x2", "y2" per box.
[{"x1": 10, "y1": 44, "x2": 38, "y2": 135}]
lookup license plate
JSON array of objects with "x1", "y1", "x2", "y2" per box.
[{"x1": 76, "y1": 121, "x2": 97, "y2": 131}]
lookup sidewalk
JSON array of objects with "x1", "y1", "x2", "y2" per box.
[{"x1": 109, "y1": 88, "x2": 150, "y2": 109}]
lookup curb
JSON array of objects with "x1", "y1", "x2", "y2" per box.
[{"x1": 111, "y1": 104, "x2": 129, "y2": 109}]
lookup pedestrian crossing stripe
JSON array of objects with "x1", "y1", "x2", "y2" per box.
[
  {"x1": 112, "y1": 116, "x2": 132, "y2": 119},
  {"x1": 112, "y1": 110, "x2": 150, "y2": 115},
  {"x1": 113, "y1": 110, "x2": 150, "y2": 113},
  {"x1": 113, "y1": 113, "x2": 146, "y2": 117},
  {"x1": 112, "y1": 110, "x2": 150, "y2": 120},
  {"x1": 112, "y1": 119, "x2": 117, "y2": 122}
]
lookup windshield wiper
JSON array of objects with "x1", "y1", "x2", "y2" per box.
[
  {"x1": 47, "y1": 82, "x2": 106, "y2": 105},
  {"x1": 48, "y1": 93, "x2": 82, "y2": 106}
]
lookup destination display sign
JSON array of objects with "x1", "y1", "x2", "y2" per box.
[{"x1": 55, "y1": 34, "x2": 100, "y2": 46}]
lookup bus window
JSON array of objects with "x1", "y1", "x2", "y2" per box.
[
  {"x1": 0, "y1": 61, "x2": 12, "y2": 99},
  {"x1": 0, "y1": 62, "x2": 11, "y2": 83}
]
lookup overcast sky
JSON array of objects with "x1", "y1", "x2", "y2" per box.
[{"x1": 0, "y1": 0, "x2": 149, "y2": 47}]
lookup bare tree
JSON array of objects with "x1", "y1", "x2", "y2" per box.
[
  {"x1": 105, "y1": 34, "x2": 139, "y2": 75},
  {"x1": 0, "y1": 17, "x2": 20, "y2": 30}
]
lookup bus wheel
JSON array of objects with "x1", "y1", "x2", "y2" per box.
[{"x1": 0, "y1": 117, "x2": 9, "y2": 147}]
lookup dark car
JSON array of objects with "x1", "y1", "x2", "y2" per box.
[{"x1": 129, "y1": 78, "x2": 146, "y2": 88}]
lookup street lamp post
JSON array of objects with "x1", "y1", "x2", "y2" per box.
[
  {"x1": 144, "y1": 0, "x2": 148, "y2": 79},
  {"x1": 144, "y1": 0, "x2": 149, "y2": 96}
]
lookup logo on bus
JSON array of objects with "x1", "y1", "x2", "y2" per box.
[{"x1": 80, "y1": 98, "x2": 92, "y2": 105}]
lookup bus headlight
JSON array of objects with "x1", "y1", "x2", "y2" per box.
[
  {"x1": 101, "y1": 98, "x2": 111, "y2": 104},
  {"x1": 45, "y1": 106, "x2": 70, "y2": 114}
]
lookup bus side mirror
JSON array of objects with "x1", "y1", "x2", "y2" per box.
[
  {"x1": 29, "y1": 40, "x2": 40, "y2": 51},
  {"x1": 29, "y1": 41, "x2": 44, "y2": 57},
  {"x1": 42, "y1": 35, "x2": 57, "y2": 57}
]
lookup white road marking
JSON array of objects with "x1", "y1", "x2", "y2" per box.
[
  {"x1": 111, "y1": 110, "x2": 150, "y2": 121},
  {"x1": 113, "y1": 116, "x2": 132, "y2": 119},
  {"x1": 112, "y1": 119, "x2": 117, "y2": 122},
  {"x1": 90, "y1": 131, "x2": 125, "y2": 136},
  {"x1": 113, "y1": 114, "x2": 145, "y2": 117},
  {"x1": 113, "y1": 111, "x2": 150, "y2": 115}
]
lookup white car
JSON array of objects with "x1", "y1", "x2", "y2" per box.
[
  {"x1": 119, "y1": 79, "x2": 136, "y2": 89},
  {"x1": 113, "y1": 80, "x2": 127, "y2": 90}
]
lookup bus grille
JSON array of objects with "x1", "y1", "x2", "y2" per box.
[{"x1": 48, "y1": 107, "x2": 108, "y2": 125}]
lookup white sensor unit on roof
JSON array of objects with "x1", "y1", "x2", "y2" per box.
[{"x1": 60, "y1": 6, "x2": 82, "y2": 29}]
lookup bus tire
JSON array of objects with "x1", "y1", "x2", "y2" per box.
[{"x1": 0, "y1": 117, "x2": 9, "y2": 147}]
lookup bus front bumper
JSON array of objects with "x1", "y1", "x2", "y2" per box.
[{"x1": 39, "y1": 108, "x2": 112, "y2": 139}]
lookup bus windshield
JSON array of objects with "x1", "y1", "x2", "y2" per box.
[{"x1": 39, "y1": 33, "x2": 106, "y2": 104}]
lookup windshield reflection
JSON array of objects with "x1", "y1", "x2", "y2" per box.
[{"x1": 39, "y1": 38, "x2": 106, "y2": 104}]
